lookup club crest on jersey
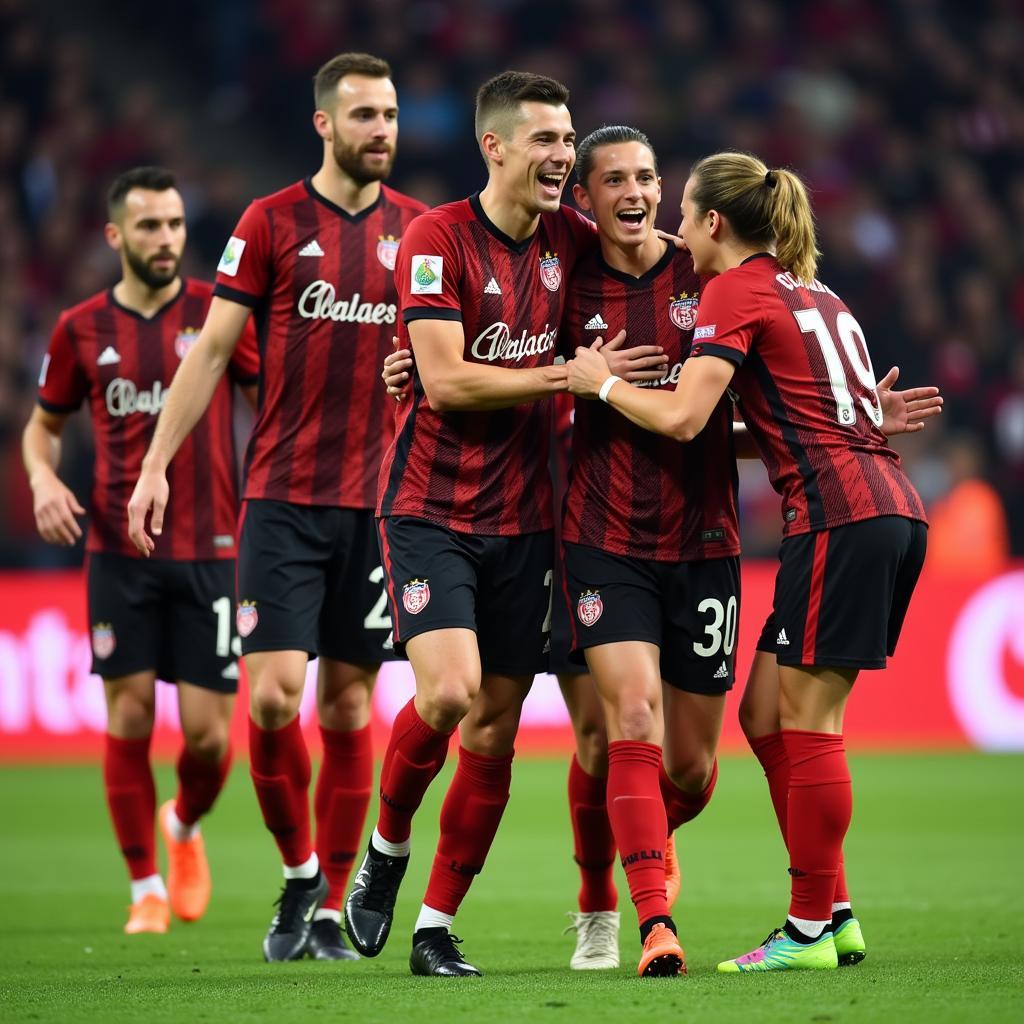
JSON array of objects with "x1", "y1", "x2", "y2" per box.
[
  {"x1": 92, "y1": 623, "x2": 116, "y2": 659},
  {"x1": 402, "y1": 579, "x2": 430, "y2": 615},
  {"x1": 175, "y1": 328, "x2": 200, "y2": 360},
  {"x1": 577, "y1": 589, "x2": 604, "y2": 627},
  {"x1": 669, "y1": 293, "x2": 699, "y2": 330},
  {"x1": 377, "y1": 234, "x2": 399, "y2": 271},
  {"x1": 539, "y1": 251, "x2": 562, "y2": 292},
  {"x1": 236, "y1": 601, "x2": 258, "y2": 638}
]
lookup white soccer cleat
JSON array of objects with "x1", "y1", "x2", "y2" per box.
[{"x1": 565, "y1": 910, "x2": 621, "y2": 970}]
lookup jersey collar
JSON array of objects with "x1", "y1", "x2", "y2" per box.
[
  {"x1": 740, "y1": 252, "x2": 774, "y2": 266},
  {"x1": 304, "y1": 177, "x2": 383, "y2": 223},
  {"x1": 107, "y1": 278, "x2": 185, "y2": 322},
  {"x1": 468, "y1": 193, "x2": 537, "y2": 254},
  {"x1": 598, "y1": 241, "x2": 675, "y2": 288}
]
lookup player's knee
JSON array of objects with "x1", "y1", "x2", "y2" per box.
[
  {"x1": 613, "y1": 698, "x2": 657, "y2": 742},
  {"x1": 107, "y1": 691, "x2": 155, "y2": 736},
  {"x1": 574, "y1": 714, "x2": 608, "y2": 772},
  {"x1": 183, "y1": 725, "x2": 229, "y2": 762},
  {"x1": 319, "y1": 679, "x2": 373, "y2": 730},
  {"x1": 664, "y1": 753, "x2": 714, "y2": 794},
  {"x1": 250, "y1": 678, "x2": 301, "y2": 729},
  {"x1": 423, "y1": 682, "x2": 475, "y2": 726}
]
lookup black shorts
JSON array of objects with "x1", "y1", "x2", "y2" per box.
[
  {"x1": 549, "y1": 543, "x2": 586, "y2": 677},
  {"x1": 756, "y1": 515, "x2": 927, "y2": 669},
  {"x1": 377, "y1": 516, "x2": 553, "y2": 676},
  {"x1": 87, "y1": 552, "x2": 239, "y2": 693},
  {"x1": 562, "y1": 542, "x2": 741, "y2": 695},
  {"x1": 237, "y1": 500, "x2": 395, "y2": 664}
]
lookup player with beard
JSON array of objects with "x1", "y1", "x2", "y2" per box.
[
  {"x1": 23, "y1": 166, "x2": 259, "y2": 935},
  {"x1": 128, "y1": 53, "x2": 427, "y2": 962}
]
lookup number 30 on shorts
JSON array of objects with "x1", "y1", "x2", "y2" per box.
[{"x1": 692, "y1": 596, "x2": 738, "y2": 657}]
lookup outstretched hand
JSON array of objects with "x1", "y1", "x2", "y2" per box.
[
  {"x1": 876, "y1": 366, "x2": 943, "y2": 435},
  {"x1": 567, "y1": 338, "x2": 616, "y2": 398}
]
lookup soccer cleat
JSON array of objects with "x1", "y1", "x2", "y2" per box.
[
  {"x1": 717, "y1": 927, "x2": 838, "y2": 973},
  {"x1": 158, "y1": 800, "x2": 211, "y2": 922},
  {"x1": 664, "y1": 834, "x2": 680, "y2": 910},
  {"x1": 124, "y1": 893, "x2": 170, "y2": 935},
  {"x1": 637, "y1": 922, "x2": 686, "y2": 977},
  {"x1": 409, "y1": 929, "x2": 483, "y2": 977},
  {"x1": 262, "y1": 873, "x2": 329, "y2": 962},
  {"x1": 833, "y1": 916, "x2": 867, "y2": 966},
  {"x1": 344, "y1": 844, "x2": 409, "y2": 957},
  {"x1": 564, "y1": 910, "x2": 620, "y2": 969},
  {"x1": 305, "y1": 917, "x2": 360, "y2": 961}
]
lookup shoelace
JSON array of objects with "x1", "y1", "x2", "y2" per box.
[
  {"x1": 271, "y1": 884, "x2": 310, "y2": 933},
  {"x1": 428, "y1": 931, "x2": 468, "y2": 963},
  {"x1": 760, "y1": 927, "x2": 786, "y2": 949},
  {"x1": 361, "y1": 857, "x2": 403, "y2": 911},
  {"x1": 581, "y1": 915, "x2": 618, "y2": 949}
]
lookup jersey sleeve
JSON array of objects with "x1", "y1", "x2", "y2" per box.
[
  {"x1": 396, "y1": 214, "x2": 464, "y2": 323},
  {"x1": 688, "y1": 272, "x2": 764, "y2": 366},
  {"x1": 37, "y1": 315, "x2": 88, "y2": 413},
  {"x1": 227, "y1": 312, "x2": 260, "y2": 385},
  {"x1": 213, "y1": 201, "x2": 272, "y2": 308},
  {"x1": 558, "y1": 206, "x2": 598, "y2": 273}
]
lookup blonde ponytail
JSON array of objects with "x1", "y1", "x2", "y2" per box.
[{"x1": 690, "y1": 152, "x2": 820, "y2": 284}]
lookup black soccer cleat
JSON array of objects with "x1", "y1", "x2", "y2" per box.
[
  {"x1": 344, "y1": 843, "x2": 409, "y2": 957},
  {"x1": 262, "y1": 872, "x2": 329, "y2": 962},
  {"x1": 409, "y1": 928, "x2": 483, "y2": 977},
  {"x1": 306, "y1": 917, "x2": 360, "y2": 961}
]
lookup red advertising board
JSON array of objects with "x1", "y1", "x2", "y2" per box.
[{"x1": 0, "y1": 565, "x2": 1022, "y2": 758}]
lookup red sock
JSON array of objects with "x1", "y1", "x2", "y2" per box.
[
  {"x1": 423, "y1": 746, "x2": 513, "y2": 915},
  {"x1": 376, "y1": 699, "x2": 452, "y2": 844},
  {"x1": 607, "y1": 740, "x2": 668, "y2": 927},
  {"x1": 248, "y1": 716, "x2": 312, "y2": 868},
  {"x1": 315, "y1": 724, "x2": 373, "y2": 910},
  {"x1": 104, "y1": 733, "x2": 157, "y2": 880},
  {"x1": 568, "y1": 755, "x2": 616, "y2": 912},
  {"x1": 782, "y1": 730, "x2": 853, "y2": 922},
  {"x1": 659, "y1": 759, "x2": 718, "y2": 832},
  {"x1": 174, "y1": 746, "x2": 232, "y2": 826},
  {"x1": 750, "y1": 731, "x2": 850, "y2": 910}
]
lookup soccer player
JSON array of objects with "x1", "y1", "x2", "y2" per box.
[
  {"x1": 127, "y1": 53, "x2": 427, "y2": 962},
  {"x1": 558, "y1": 126, "x2": 740, "y2": 977},
  {"x1": 341, "y1": 65, "x2": 651, "y2": 979},
  {"x1": 567, "y1": 151, "x2": 932, "y2": 973},
  {"x1": 22, "y1": 166, "x2": 259, "y2": 935}
]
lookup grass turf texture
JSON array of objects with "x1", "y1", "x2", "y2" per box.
[{"x1": 1, "y1": 753, "x2": 1021, "y2": 1024}]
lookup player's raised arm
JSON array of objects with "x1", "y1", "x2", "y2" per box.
[
  {"x1": 22, "y1": 407, "x2": 86, "y2": 546},
  {"x1": 128, "y1": 296, "x2": 250, "y2": 554}
]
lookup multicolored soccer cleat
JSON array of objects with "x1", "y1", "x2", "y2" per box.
[
  {"x1": 833, "y1": 916, "x2": 867, "y2": 966},
  {"x1": 664, "y1": 834, "x2": 680, "y2": 911},
  {"x1": 124, "y1": 893, "x2": 169, "y2": 935},
  {"x1": 717, "y1": 927, "x2": 838, "y2": 973}
]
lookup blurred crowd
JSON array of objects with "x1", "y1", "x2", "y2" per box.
[{"x1": 2, "y1": 0, "x2": 1021, "y2": 568}]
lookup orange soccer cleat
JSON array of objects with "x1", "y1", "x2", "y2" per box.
[
  {"x1": 637, "y1": 922, "x2": 686, "y2": 978},
  {"x1": 664, "y1": 834, "x2": 680, "y2": 911},
  {"x1": 159, "y1": 800, "x2": 211, "y2": 922},
  {"x1": 124, "y1": 893, "x2": 170, "y2": 934}
]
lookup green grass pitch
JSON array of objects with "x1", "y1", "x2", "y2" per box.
[{"x1": 1, "y1": 753, "x2": 1021, "y2": 1023}]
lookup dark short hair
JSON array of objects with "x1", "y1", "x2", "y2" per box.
[
  {"x1": 575, "y1": 125, "x2": 657, "y2": 186},
  {"x1": 474, "y1": 70, "x2": 570, "y2": 149},
  {"x1": 314, "y1": 52, "x2": 392, "y2": 111},
  {"x1": 107, "y1": 166, "x2": 177, "y2": 220}
]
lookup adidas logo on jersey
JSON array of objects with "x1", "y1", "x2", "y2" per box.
[
  {"x1": 777, "y1": 628, "x2": 790, "y2": 646},
  {"x1": 299, "y1": 239, "x2": 325, "y2": 257},
  {"x1": 484, "y1": 277, "x2": 502, "y2": 295},
  {"x1": 221, "y1": 661, "x2": 240, "y2": 680},
  {"x1": 713, "y1": 661, "x2": 729, "y2": 680},
  {"x1": 585, "y1": 314, "x2": 608, "y2": 330},
  {"x1": 97, "y1": 346, "x2": 121, "y2": 365}
]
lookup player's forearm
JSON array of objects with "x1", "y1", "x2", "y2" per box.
[
  {"x1": 21, "y1": 419, "x2": 61, "y2": 487},
  {"x1": 142, "y1": 338, "x2": 228, "y2": 471},
  {"x1": 604, "y1": 379, "x2": 705, "y2": 442},
  {"x1": 425, "y1": 363, "x2": 568, "y2": 412}
]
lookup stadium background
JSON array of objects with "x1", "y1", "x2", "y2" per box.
[
  {"x1": 1, "y1": 0, "x2": 1022, "y2": 756},
  {"x1": 1, "y1": 3, "x2": 1022, "y2": 1020}
]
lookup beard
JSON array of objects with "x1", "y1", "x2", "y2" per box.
[
  {"x1": 124, "y1": 244, "x2": 181, "y2": 290},
  {"x1": 332, "y1": 136, "x2": 395, "y2": 185}
]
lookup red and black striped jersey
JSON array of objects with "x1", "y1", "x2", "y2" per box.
[
  {"x1": 377, "y1": 194, "x2": 597, "y2": 535},
  {"x1": 689, "y1": 254, "x2": 926, "y2": 536},
  {"x1": 37, "y1": 278, "x2": 259, "y2": 560},
  {"x1": 214, "y1": 179, "x2": 428, "y2": 507},
  {"x1": 562, "y1": 246, "x2": 740, "y2": 562}
]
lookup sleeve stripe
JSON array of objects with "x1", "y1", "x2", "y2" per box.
[
  {"x1": 403, "y1": 307, "x2": 463, "y2": 324},
  {"x1": 213, "y1": 283, "x2": 260, "y2": 308},
  {"x1": 38, "y1": 396, "x2": 81, "y2": 414},
  {"x1": 694, "y1": 343, "x2": 745, "y2": 367}
]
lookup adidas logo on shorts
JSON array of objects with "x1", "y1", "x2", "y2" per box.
[
  {"x1": 585, "y1": 314, "x2": 608, "y2": 330},
  {"x1": 777, "y1": 627, "x2": 790, "y2": 646},
  {"x1": 713, "y1": 661, "x2": 729, "y2": 680},
  {"x1": 484, "y1": 277, "x2": 502, "y2": 295},
  {"x1": 299, "y1": 239, "x2": 325, "y2": 257}
]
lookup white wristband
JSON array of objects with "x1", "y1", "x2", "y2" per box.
[{"x1": 598, "y1": 375, "x2": 622, "y2": 403}]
